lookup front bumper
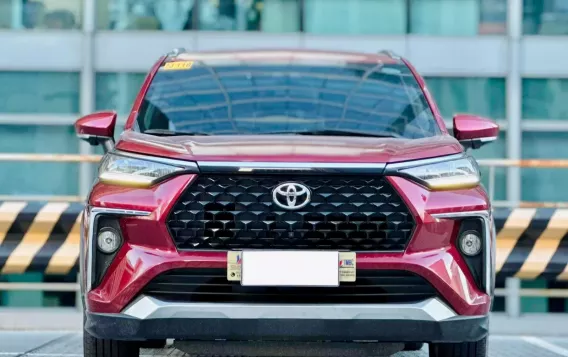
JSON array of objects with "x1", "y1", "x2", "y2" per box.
[
  {"x1": 83, "y1": 177, "x2": 493, "y2": 317},
  {"x1": 85, "y1": 296, "x2": 488, "y2": 343}
]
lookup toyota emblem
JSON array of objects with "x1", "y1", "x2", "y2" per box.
[{"x1": 272, "y1": 183, "x2": 311, "y2": 210}]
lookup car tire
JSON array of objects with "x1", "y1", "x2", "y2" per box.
[
  {"x1": 84, "y1": 329, "x2": 140, "y2": 357},
  {"x1": 403, "y1": 342, "x2": 424, "y2": 351},
  {"x1": 429, "y1": 337, "x2": 487, "y2": 357}
]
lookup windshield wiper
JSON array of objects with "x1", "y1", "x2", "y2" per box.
[
  {"x1": 143, "y1": 129, "x2": 210, "y2": 136},
  {"x1": 263, "y1": 129, "x2": 402, "y2": 138}
]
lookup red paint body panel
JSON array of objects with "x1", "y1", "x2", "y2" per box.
[
  {"x1": 453, "y1": 114, "x2": 500, "y2": 141},
  {"x1": 389, "y1": 176, "x2": 490, "y2": 217},
  {"x1": 75, "y1": 111, "x2": 117, "y2": 138},
  {"x1": 87, "y1": 244, "x2": 490, "y2": 316},
  {"x1": 116, "y1": 131, "x2": 463, "y2": 164},
  {"x1": 85, "y1": 175, "x2": 491, "y2": 317},
  {"x1": 89, "y1": 175, "x2": 195, "y2": 217}
]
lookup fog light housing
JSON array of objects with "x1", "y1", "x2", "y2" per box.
[
  {"x1": 97, "y1": 228, "x2": 121, "y2": 254},
  {"x1": 459, "y1": 231, "x2": 482, "y2": 256}
]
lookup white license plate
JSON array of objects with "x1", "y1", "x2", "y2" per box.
[
  {"x1": 240, "y1": 251, "x2": 339, "y2": 287},
  {"x1": 227, "y1": 251, "x2": 356, "y2": 284}
]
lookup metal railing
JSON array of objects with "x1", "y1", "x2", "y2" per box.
[
  {"x1": 1, "y1": 153, "x2": 568, "y2": 316},
  {"x1": 481, "y1": 158, "x2": 568, "y2": 208}
]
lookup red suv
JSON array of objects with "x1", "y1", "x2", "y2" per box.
[{"x1": 77, "y1": 49, "x2": 498, "y2": 357}]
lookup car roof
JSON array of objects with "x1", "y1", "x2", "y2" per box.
[{"x1": 166, "y1": 49, "x2": 404, "y2": 66}]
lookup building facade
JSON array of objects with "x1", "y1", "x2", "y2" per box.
[{"x1": 0, "y1": 0, "x2": 567, "y2": 309}]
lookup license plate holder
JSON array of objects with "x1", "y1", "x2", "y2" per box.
[{"x1": 227, "y1": 251, "x2": 356, "y2": 285}]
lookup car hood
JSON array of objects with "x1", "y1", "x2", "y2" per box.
[{"x1": 116, "y1": 131, "x2": 463, "y2": 164}]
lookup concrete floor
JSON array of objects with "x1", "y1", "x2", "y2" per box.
[
  {"x1": 0, "y1": 333, "x2": 568, "y2": 357},
  {"x1": 2, "y1": 311, "x2": 568, "y2": 356}
]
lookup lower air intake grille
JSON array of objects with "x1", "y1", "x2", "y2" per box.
[{"x1": 141, "y1": 269, "x2": 437, "y2": 304}]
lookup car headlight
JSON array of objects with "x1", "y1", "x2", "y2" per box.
[
  {"x1": 398, "y1": 156, "x2": 480, "y2": 191},
  {"x1": 98, "y1": 153, "x2": 184, "y2": 187}
]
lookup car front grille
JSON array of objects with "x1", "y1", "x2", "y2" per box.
[
  {"x1": 167, "y1": 175, "x2": 415, "y2": 251},
  {"x1": 141, "y1": 269, "x2": 436, "y2": 304}
]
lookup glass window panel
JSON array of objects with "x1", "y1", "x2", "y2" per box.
[
  {"x1": 0, "y1": 72, "x2": 79, "y2": 114},
  {"x1": 410, "y1": 0, "x2": 506, "y2": 35},
  {"x1": 470, "y1": 132, "x2": 507, "y2": 201},
  {"x1": 522, "y1": 132, "x2": 568, "y2": 202},
  {"x1": 0, "y1": 0, "x2": 82, "y2": 29},
  {"x1": 523, "y1": 0, "x2": 568, "y2": 35},
  {"x1": 96, "y1": 73, "x2": 146, "y2": 114},
  {"x1": 97, "y1": 0, "x2": 196, "y2": 30},
  {"x1": 479, "y1": 0, "x2": 508, "y2": 34},
  {"x1": 522, "y1": 79, "x2": 568, "y2": 120},
  {"x1": 425, "y1": 78, "x2": 506, "y2": 120},
  {"x1": 0, "y1": 125, "x2": 79, "y2": 196},
  {"x1": 304, "y1": 0, "x2": 406, "y2": 35},
  {"x1": 97, "y1": 0, "x2": 299, "y2": 31},
  {"x1": 138, "y1": 62, "x2": 440, "y2": 138},
  {"x1": 199, "y1": 0, "x2": 300, "y2": 32}
]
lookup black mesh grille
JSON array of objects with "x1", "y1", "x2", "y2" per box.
[
  {"x1": 167, "y1": 175, "x2": 415, "y2": 251},
  {"x1": 142, "y1": 269, "x2": 436, "y2": 304}
]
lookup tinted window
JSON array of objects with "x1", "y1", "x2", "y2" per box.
[
  {"x1": 409, "y1": 0, "x2": 507, "y2": 35},
  {"x1": 425, "y1": 77, "x2": 506, "y2": 119},
  {"x1": 137, "y1": 60, "x2": 441, "y2": 139},
  {"x1": 0, "y1": 0, "x2": 81, "y2": 29},
  {"x1": 522, "y1": 79, "x2": 568, "y2": 120},
  {"x1": 304, "y1": 0, "x2": 407, "y2": 35},
  {"x1": 0, "y1": 125, "x2": 78, "y2": 196},
  {"x1": 0, "y1": 72, "x2": 79, "y2": 114}
]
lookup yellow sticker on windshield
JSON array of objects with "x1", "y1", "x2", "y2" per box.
[{"x1": 163, "y1": 61, "x2": 193, "y2": 71}]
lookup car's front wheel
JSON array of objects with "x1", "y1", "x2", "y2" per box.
[
  {"x1": 429, "y1": 337, "x2": 487, "y2": 357},
  {"x1": 83, "y1": 329, "x2": 139, "y2": 357}
]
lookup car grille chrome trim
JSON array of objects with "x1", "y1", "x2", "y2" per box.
[
  {"x1": 430, "y1": 210, "x2": 493, "y2": 295},
  {"x1": 166, "y1": 175, "x2": 416, "y2": 251},
  {"x1": 197, "y1": 161, "x2": 387, "y2": 174},
  {"x1": 85, "y1": 207, "x2": 151, "y2": 292},
  {"x1": 122, "y1": 295, "x2": 457, "y2": 321}
]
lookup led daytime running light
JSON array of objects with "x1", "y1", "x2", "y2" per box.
[
  {"x1": 98, "y1": 154, "x2": 183, "y2": 187},
  {"x1": 399, "y1": 156, "x2": 480, "y2": 191}
]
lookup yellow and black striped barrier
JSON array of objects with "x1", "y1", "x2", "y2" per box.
[
  {"x1": 494, "y1": 208, "x2": 568, "y2": 281},
  {"x1": 0, "y1": 203, "x2": 568, "y2": 280},
  {"x1": 0, "y1": 202, "x2": 82, "y2": 275}
]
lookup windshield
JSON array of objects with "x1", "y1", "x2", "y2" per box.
[{"x1": 136, "y1": 59, "x2": 441, "y2": 139}]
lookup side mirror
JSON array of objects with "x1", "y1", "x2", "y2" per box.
[
  {"x1": 453, "y1": 114, "x2": 499, "y2": 149},
  {"x1": 75, "y1": 111, "x2": 117, "y2": 152}
]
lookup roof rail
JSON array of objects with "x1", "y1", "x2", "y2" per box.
[
  {"x1": 378, "y1": 50, "x2": 401, "y2": 59},
  {"x1": 167, "y1": 47, "x2": 187, "y2": 56}
]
